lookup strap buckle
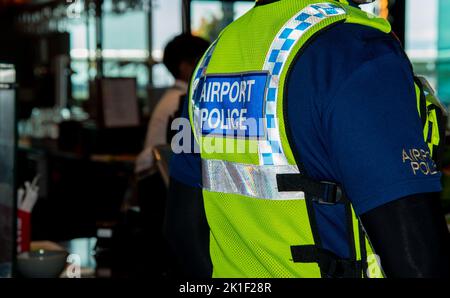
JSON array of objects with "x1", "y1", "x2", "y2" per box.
[
  {"x1": 276, "y1": 174, "x2": 347, "y2": 205},
  {"x1": 314, "y1": 181, "x2": 344, "y2": 205},
  {"x1": 290, "y1": 245, "x2": 362, "y2": 278},
  {"x1": 322, "y1": 258, "x2": 362, "y2": 279}
]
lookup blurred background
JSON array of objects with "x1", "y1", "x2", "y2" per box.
[{"x1": 0, "y1": 0, "x2": 449, "y2": 278}]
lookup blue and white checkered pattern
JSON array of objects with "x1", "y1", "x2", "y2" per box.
[
  {"x1": 191, "y1": 42, "x2": 217, "y2": 102},
  {"x1": 259, "y1": 3, "x2": 346, "y2": 166},
  {"x1": 189, "y1": 3, "x2": 346, "y2": 165},
  {"x1": 191, "y1": 42, "x2": 217, "y2": 138}
]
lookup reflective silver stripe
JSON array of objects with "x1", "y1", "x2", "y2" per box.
[{"x1": 202, "y1": 159, "x2": 305, "y2": 200}]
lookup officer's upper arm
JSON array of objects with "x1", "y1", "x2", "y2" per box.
[{"x1": 325, "y1": 52, "x2": 442, "y2": 215}]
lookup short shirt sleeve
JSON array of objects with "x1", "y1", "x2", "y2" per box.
[
  {"x1": 286, "y1": 23, "x2": 442, "y2": 216},
  {"x1": 323, "y1": 52, "x2": 441, "y2": 215}
]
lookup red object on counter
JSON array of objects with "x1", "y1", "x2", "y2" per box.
[{"x1": 17, "y1": 210, "x2": 31, "y2": 253}]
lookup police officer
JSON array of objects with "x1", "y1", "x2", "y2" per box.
[{"x1": 166, "y1": 0, "x2": 450, "y2": 278}]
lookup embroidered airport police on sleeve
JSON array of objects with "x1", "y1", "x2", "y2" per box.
[{"x1": 402, "y1": 148, "x2": 439, "y2": 176}]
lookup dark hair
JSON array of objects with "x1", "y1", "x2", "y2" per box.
[{"x1": 163, "y1": 34, "x2": 210, "y2": 79}]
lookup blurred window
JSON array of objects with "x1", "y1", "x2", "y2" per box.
[
  {"x1": 66, "y1": 1, "x2": 450, "y2": 104},
  {"x1": 152, "y1": 0, "x2": 182, "y2": 87},
  {"x1": 68, "y1": 0, "x2": 150, "y2": 101},
  {"x1": 405, "y1": 0, "x2": 439, "y2": 95},
  {"x1": 152, "y1": 0, "x2": 253, "y2": 87},
  {"x1": 191, "y1": 0, "x2": 253, "y2": 42}
]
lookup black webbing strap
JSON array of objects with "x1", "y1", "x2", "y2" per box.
[
  {"x1": 426, "y1": 105, "x2": 446, "y2": 170},
  {"x1": 277, "y1": 173, "x2": 347, "y2": 205},
  {"x1": 414, "y1": 76, "x2": 428, "y2": 127},
  {"x1": 291, "y1": 245, "x2": 362, "y2": 278},
  {"x1": 358, "y1": 223, "x2": 369, "y2": 278}
]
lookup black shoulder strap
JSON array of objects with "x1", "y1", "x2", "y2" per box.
[{"x1": 279, "y1": 15, "x2": 363, "y2": 278}]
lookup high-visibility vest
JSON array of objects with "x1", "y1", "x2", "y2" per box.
[{"x1": 187, "y1": 0, "x2": 446, "y2": 278}]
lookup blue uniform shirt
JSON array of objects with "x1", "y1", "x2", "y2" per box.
[{"x1": 169, "y1": 23, "x2": 442, "y2": 258}]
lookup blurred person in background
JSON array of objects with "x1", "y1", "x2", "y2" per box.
[
  {"x1": 135, "y1": 34, "x2": 210, "y2": 175},
  {"x1": 133, "y1": 34, "x2": 209, "y2": 277}
]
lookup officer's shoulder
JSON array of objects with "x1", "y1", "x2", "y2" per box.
[{"x1": 309, "y1": 22, "x2": 404, "y2": 60}]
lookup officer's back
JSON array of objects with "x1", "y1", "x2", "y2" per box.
[{"x1": 167, "y1": 0, "x2": 450, "y2": 278}]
